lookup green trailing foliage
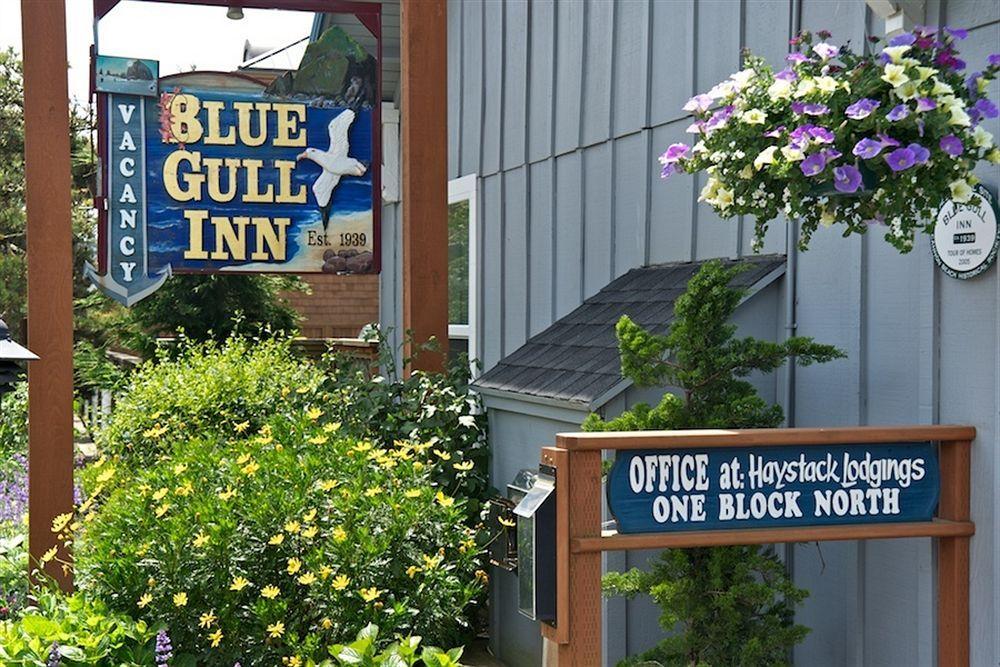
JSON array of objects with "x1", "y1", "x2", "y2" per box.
[{"x1": 584, "y1": 260, "x2": 845, "y2": 666}]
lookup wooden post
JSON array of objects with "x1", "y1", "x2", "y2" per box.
[
  {"x1": 937, "y1": 439, "x2": 971, "y2": 667},
  {"x1": 21, "y1": 0, "x2": 75, "y2": 590},
  {"x1": 400, "y1": 0, "x2": 448, "y2": 374},
  {"x1": 541, "y1": 442, "x2": 603, "y2": 666}
]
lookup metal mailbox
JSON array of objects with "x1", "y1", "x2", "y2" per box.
[{"x1": 513, "y1": 466, "x2": 556, "y2": 623}]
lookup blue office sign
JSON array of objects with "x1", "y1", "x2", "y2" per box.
[{"x1": 607, "y1": 444, "x2": 940, "y2": 534}]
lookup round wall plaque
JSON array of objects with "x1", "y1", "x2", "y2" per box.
[{"x1": 931, "y1": 184, "x2": 999, "y2": 280}]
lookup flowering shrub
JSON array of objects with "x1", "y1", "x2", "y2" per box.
[
  {"x1": 0, "y1": 589, "x2": 158, "y2": 665},
  {"x1": 98, "y1": 337, "x2": 325, "y2": 466},
  {"x1": 75, "y1": 408, "x2": 485, "y2": 664},
  {"x1": 321, "y1": 336, "x2": 489, "y2": 520},
  {"x1": 663, "y1": 27, "x2": 999, "y2": 251}
]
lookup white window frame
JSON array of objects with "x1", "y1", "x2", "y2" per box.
[{"x1": 448, "y1": 174, "x2": 479, "y2": 376}]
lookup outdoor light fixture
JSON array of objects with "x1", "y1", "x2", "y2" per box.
[
  {"x1": 0, "y1": 319, "x2": 38, "y2": 396},
  {"x1": 513, "y1": 467, "x2": 556, "y2": 623},
  {"x1": 226, "y1": 4, "x2": 244, "y2": 20}
]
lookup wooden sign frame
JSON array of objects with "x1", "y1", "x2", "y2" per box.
[{"x1": 538, "y1": 425, "x2": 975, "y2": 666}]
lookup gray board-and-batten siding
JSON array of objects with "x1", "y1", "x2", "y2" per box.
[{"x1": 377, "y1": 0, "x2": 1000, "y2": 665}]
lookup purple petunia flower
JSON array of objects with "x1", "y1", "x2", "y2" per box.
[
  {"x1": 916, "y1": 97, "x2": 937, "y2": 112},
  {"x1": 661, "y1": 143, "x2": 690, "y2": 163},
  {"x1": 704, "y1": 105, "x2": 735, "y2": 131},
  {"x1": 975, "y1": 98, "x2": 999, "y2": 119},
  {"x1": 908, "y1": 143, "x2": 930, "y2": 164},
  {"x1": 966, "y1": 72, "x2": 982, "y2": 96},
  {"x1": 877, "y1": 133, "x2": 901, "y2": 148},
  {"x1": 989, "y1": 53, "x2": 1000, "y2": 67},
  {"x1": 775, "y1": 67, "x2": 798, "y2": 81},
  {"x1": 813, "y1": 42, "x2": 840, "y2": 60},
  {"x1": 822, "y1": 148, "x2": 842, "y2": 161},
  {"x1": 946, "y1": 26, "x2": 969, "y2": 40},
  {"x1": 885, "y1": 147, "x2": 916, "y2": 171},
  {"x1": 887, "y1": 104, "x2": 910, "y2": 122},
  {"x1": 786, "y1": 52, "x2": 811, "y2": 64},
  {"x1": 810, "y1": 126, "x2": 835, "y2": 144},
  {"x1": 853, "y1": 137, "x2": 885, "y2": 159},
  {"x1": 683, "y1": 94, "x2": 714, "y2": 113},
  {"x1": 763, "y1": 125, "x2": 786, "y2": 138},
  {"x1": 803, "y1": 102, "x2": 830, "y2": 116},
  {"x1": 845, "y1": 98, "x2": 880, "y2": 120},
  {"x1": 833, "y1": 164, "x2": 863, "y2": 193},
  {"x1": 940, "y1": 134, "x2": 964, "y2": 156},
  {"x1": 800, "y1": 152, "x2": 827, "y2": 176},
  {"x1": 685, "y1": 120, "x2": 705, "y2": 134},
  {"x1": 889, "y1": 33, "x2": 917, "y2": 46}
]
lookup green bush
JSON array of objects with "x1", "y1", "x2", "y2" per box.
[
  {"x1": 326, "y1": 623, "x2": 464, "y2": 667},
  {"x1": 586, "y1": 261, "x2": 844, "y2": 666},
  {"x1": 0, "y1": 534, "x2": 26, "y2": 621},
  {"x1": 320, "y1": 336, "x2": 489, "y2": 519},
  {"x1": 97, "y1": 337, "x2": 325, "y2": 466},
  {"x1": 0, "y1": 383, "x2": 27, "y2": 467},
  {"x1": 76, "y1": 406, "x2": 485, "y2": 664},
  {"x1": 0, "y1": 589, "x2": 157, "y2": 665}
]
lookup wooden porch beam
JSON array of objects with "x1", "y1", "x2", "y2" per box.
[{"x1": 400, "y1": 0, "x2": 448, "y2": 374}]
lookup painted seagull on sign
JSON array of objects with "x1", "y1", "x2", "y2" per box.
[{"x1": 297, "y1": 109, "x2": 367, "y2": 230}]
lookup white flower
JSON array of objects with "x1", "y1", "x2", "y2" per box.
[
  {"x1": 881, "y1": 63, "x2": 909, "y2": 87},
  {"x1": 753, "y1": 146, "x2": 778, "y2": 170},
  {"x1": 813, "y1": 42, "x2": 839, "y2": 60},
  {"x1": 738, "y1": 164, "x2": 753, "y2": 179},
  {"x1": 767, "y1": 78, "x2": 793, "y2": 100},
  {"x1": 915, "y1": 66, "x2": 937, "y2": 82},
  {"x1": 972, "y1": 125, "x2": 994, "y2": 150},
  {"x1": 931, "y1": 78, "x2": 954, "y2": 96},
  {"x1": 882, "y1": 45, "x2": 911, "y2": 63},
  {"x1": 895, "y1": 81, "x2": 919, "y2": 100},
  {"x1": 693, "y1": 141, "x2": 707, "y2": 154},
  {"x1": 781, "y1": 145, "x2": 805, "y2": 162},
  {"x1": 740, "y1": 108, "x2": 766, "y2": 124},
  {"x1": 948, "y1": 106, "x2": 971, "y2": 127},
  {"x1": 715, "y1": 186, "x2": 735, "y2": 210},
  {"x1": 698, "y1": 177, "x2": 721, "y2": 203},
  {"x1": 707, "y1": 80, "x2": 737, "y2": 99},
  {"x1": 820, "y1": 207, "x2": 836, "y2": 227},
  {"x1": 815, "y1": 76, "x2": 838, "y2": 94},
  {"x1": 977, "y1": 77, "x2": 990, "y2": 96},
  {"x1": 794, "y1": 78, "x2": 817, "y2": 98},
  {"x1": 949, "y1": 179, "x2": 973, "y2": 203},
  {"x1": 987, "y1": 148, "x2": 1000, "y2": 164},
  {"x1": 458, "y1": 415, "x2": 477, "y2": 428},
  {"x1": 729, "y1": 68, "x2": 756, "y2": 90}
]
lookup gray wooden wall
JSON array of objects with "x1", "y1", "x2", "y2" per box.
[{"x1": 381, "y1": 0, "x2": 1000, "y2": 663}]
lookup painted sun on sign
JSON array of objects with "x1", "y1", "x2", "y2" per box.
[{"x1": 87, "y1": 25, "x2": 381, "y2": 306}]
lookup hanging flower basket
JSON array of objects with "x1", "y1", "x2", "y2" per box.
[{"x1": 661, "y1": 27, "x2": 1000, "y2": 252}]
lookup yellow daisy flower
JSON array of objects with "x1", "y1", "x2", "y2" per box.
[
  {"x1": 286, "y1": 557, "x2": 302, "y2": 575},
  {"x1": 155, "y1": 503, "x2": 171, "y2": 518},
  {"x1": 332, "y1": 527, "x2": 347, "y2": 542},
  {"x1": 192, "y1": 531, "x2": 210, "y2": 548},
  {"x1": 319, "y1": 565, "x2": 333, "y2": 579},
  {"x1": 138, "y1": 593, "x2": 153, "y2": 609},
  {"x1": 322, "y1": 422, "x2": 340, "y2": 433},
  {"x1": 230, "y1": 576, "x2": 250, "y2": 592},
  {"x1": 358, "y1": 587, "x2": 382, "y2": 602},
  {"x1": 331, "y1": 574, "x2": 350, "y2": 591},
  {"x1": 173, "y1": 592, "x2": 188, "y2": 607},
  {"x1": 406, "y1": 565, "x2": 420, "y2": 578},
  {"x1": 306, "y1": 407, "x2": 323, "y2": 420},
  {"x1": 209, "y1": 629, "x2": 224, "y2": 647},
  {"x1": 234, "y1": 420, "x2": 250, "y2": 433},
  {"x1": 302, "y1": 509, "x2": 317, "y2": 523},
  {"x1": 298, "y1": 572, "x2": 317, "y2": 586},
  {"x1": 404, "y1": 489, "x2": 422, "y2": 498},
  {"x1": 318, "y1": 479, "x2": 339, "y2": 492},
  {"x1": 321, "y1": 617, "x2": 333, "y2": 629},
  {"x1": 284, "y1": 521, "x2": 301, "y2": 534},
  {"x1": 268, "y1": 533, "x2": 285, "y2": 546},
  {"x1": 173, "y1": 463, "x2": 188, "y2": 475},
  {"x1": 308, "y1": 435, "x2": 329, "y2": 445},
  {"x1": 453, "y1": 460, "x2": 474, "y2": 471},
  {"x1": 435, "y1": 491, "x2": 455, "y2": 508},
  {"x1": 433, "y1": 449, "x2": 452, "y2": 461},
  {"x1": 199, "y1": 611, "x2": 217, "y2": 629},
  {"x1": 241, "y1": 460, "x2": 260, "y2": 476},
  {"x1": 261, "y1": 585, "x2": 280, "y2": 599},
  {"x1": 266, "y1": 621, "x2": 285, "y2": 638},
  {"x1": 302, "y1": 526, "x2": 318, "y2": 540},
  {"x1": 218, "y1": 487, "x2": 236, "y2": 501}
]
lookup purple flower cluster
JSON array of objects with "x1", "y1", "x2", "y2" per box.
[
  {"x1": 0, "y1": 454, "x2": 28, "y2": 523},
  {"x1": 659, "y1": 143, "x2": 690, "y2": 179},
  {"x1": 155, "y1": 630, "x2": 173, "y2": 665},
  {"x1": 791, "y1": 101, "x2": 829, "y2": 116},
  {"x1": 47, "y1": 643, "x2": 61, "y2": 667},
  {"x1": 789, "y1": 124, "x2": 834, "y2": 150},
  {"x1": 884, "y1": 143, "x2": 930, "y2": 172}
]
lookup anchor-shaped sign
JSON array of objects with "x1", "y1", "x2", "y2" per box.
[{"x1": 86, "y1": 92, "x2": 171, "y2": 306}]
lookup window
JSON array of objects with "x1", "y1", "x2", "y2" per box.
[{"x1": 448, "y1": 175, "x2": 478, "y2": 375}]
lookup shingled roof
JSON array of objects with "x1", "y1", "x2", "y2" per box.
[{"x1": 473, "y1": 255, "x2": 786, "y2": 409}]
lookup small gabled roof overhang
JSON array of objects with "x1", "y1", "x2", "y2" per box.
[{"x1": 473, "y1": 255, "x2": 787, "y2": 413}]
